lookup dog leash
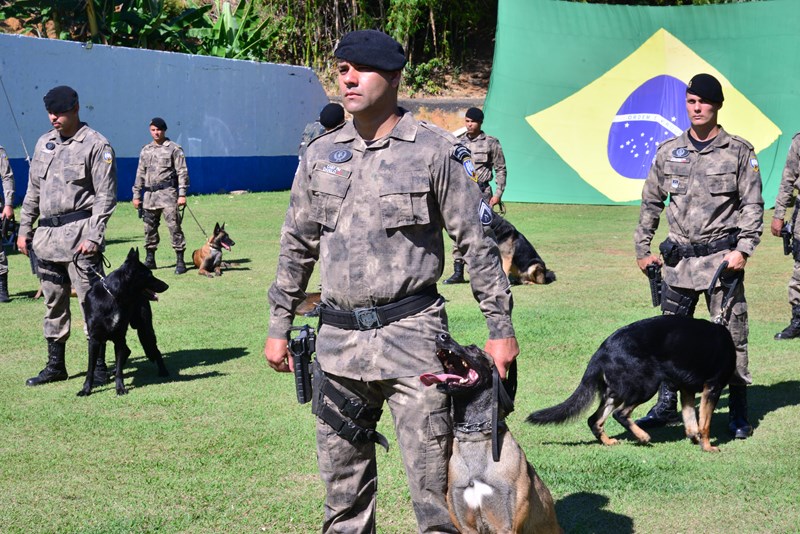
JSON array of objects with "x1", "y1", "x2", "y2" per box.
[
  {"x1": 72, "y1": 251, "x2": 113, "y2": 297},
  {"x1": 181, "y1": 203, "x2": 207, "y2": 237},
  {"x1": 491, "y1": 361, "x2": 517, "y2": 462},
  {"x1": 707, "y1": 260, "x2": 740, "y2": 326}
]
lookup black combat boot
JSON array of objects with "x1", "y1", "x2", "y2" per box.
[
  {"x1": 443, "y1": 260, "x2": 466, "y2": 285},
  {"x1": 174, "y1": 250, "x2": 187, "y2": 274},
  {"x1": 728, "y1": 385, "x2": 753, "y2": 439},
  {"x1": 144, "y1": 249, "x2": 157, "y2": 269},
  {"x1": 0, "y1": 272, "x2": 9, "y2": 302},
  {"x1": 25, "y1": 340, "x2": 68, "y2": 386},
  {"x1": 774, "y1": 304, "x2": 800, "y2": 340},
  {"x1": 634, "y1": 382, "x2": 682, "y2": 428}
]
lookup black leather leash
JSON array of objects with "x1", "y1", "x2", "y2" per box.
[{"x1": 491, "y1": 360, "x2": 517, "y2": 462}]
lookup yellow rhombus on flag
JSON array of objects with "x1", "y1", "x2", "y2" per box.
[{"x1": 527, "y1": 28, "x2": 781, "y2": 203}]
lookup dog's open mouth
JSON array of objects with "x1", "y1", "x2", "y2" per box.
[
  {"x1": 420, "y1": 348, "x2": 479, "y2": 388},
  {"x1": 142, "y1": 289, "x2": 159, "y2": 302},
  {"x1": 222, "y1": 242, "x2": 232, "y2": 251}
]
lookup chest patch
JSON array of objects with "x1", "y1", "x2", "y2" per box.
[
  {"x1": 672, "y1": 147, "x2": 689, "y2": 158},
  {"x1": 329, "y1": 149, "x2": 352, "y2": 163},
  {"x1": 320, "y1": 164, "x2": 349, "y2": 178},
  {"x1": 45, "y1": 142, "x2": 56, "y2": 151}
]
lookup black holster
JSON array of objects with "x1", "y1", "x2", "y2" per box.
[{"x1": 658, "y1": 240, "x2": 681, "y2": 267}]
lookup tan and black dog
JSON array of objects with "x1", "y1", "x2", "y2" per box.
[
  {"x1": 527, "y1": 315, "x2": 736, "y2": 453},
  {"x1": 421, "y1": 333, "x2": 562, "y2": 534},
  {"x1": 489, "y1": 213, "x2": 555, "y2": 285},
  {"x1": 192, "y1": 222, "x2": 235, "y2": 277}
]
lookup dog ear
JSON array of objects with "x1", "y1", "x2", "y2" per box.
[
  {"x1": 128, "y1": 247, "x2": 138, "y2": 261},
  {"x1": 214, "y1": 222, "x2": 221, "y2": 234},
  {"x1": 221, "y1": 222, "x2": 225, "y2": 230}
]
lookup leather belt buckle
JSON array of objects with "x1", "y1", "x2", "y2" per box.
[{"x1": 353, "y1": 307, "x2": 382, "y2": 330}]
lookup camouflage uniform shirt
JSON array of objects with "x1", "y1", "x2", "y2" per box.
[
  {"x1": 635, "y1": 127, "x2": 764, "y2": 290},
  {"x1": 19, "y1": 124, "x2": 117, "y2": 262},
  {"x1": 133, "y1": 140, "x2": 189, "y2": 209},
  {"x1": 0, "y1": 146, "x2": 14, "y2": 207},
  {"x1": 269, "y1": 110, "x2": 515, "y2": 381},
  {"x1": 773, "y1": 132, "x2": 800, "y2": 228},
  {"x1": 457, "y1": 131, "x2": 507, "y2": 198}
]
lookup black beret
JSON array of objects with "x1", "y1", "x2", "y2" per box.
[
  {"x1": 686, "y1": 73, "x2": 724, "y2": 103},
  {"x1": 465, "y1": 107, "x2": 484, "y2": 122},
  {"x1": 334, "y1": 30, "x2": 406, "y2": 71},
  {"x1": 43, "y1": 85, "x2": 79, "y2": 114},
  {"x1": 150, "y1": 117, "x2": 168, "y2": 130},
  {"x1": 319, "y1": 103, "x2": 345, "y2": 129}
]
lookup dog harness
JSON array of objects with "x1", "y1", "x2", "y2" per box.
[{"x1": 318, "y1": 285, "x2": 440, "y2": 331}]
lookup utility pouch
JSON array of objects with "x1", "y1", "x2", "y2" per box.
[{"x1": 658, "y1": 239, "x2": 680, "y2": 267}]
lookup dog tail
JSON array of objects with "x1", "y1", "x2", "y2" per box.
[{"x1": 526, "y1": 356, "x2": 602, "y2": 425}]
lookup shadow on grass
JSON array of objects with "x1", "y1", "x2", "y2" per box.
[
  {"x1": 555, "y1": 491, "x2": 633, "y2": 533},
  {"x1": 74, "y1": 346, "x2": 249, "y2": 394}
]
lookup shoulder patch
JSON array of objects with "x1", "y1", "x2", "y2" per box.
[
  {"x1": 452, "y1": 144, "x2": 477, "y2": 182},
  {"x1": 750, "y1": 158, "x2": 759, "y2": 172},
  {"x1": 479, "y1": 200, "x2": 493, "y2": 226},
  {"x1": 102, "y1": 150, "x2": 114, "y2": 164}
]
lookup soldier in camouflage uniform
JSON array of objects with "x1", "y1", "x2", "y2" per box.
[
  {"x1": 264, "y1": 30, "x2": 518, "y2": 533},
  {"x1": 771, "y1": 133, "x2": 800, "y2": 340},
  {"x1": 0, "y1": 145, "x2": 15, "y2": 302},
  {"x1": 443, "y1": 107, "x2": 508, "y2": 284},
  {"x1": 298, "y1": 102, "x2": 345, "y2": 161},
  {"x1": 634, "y1": 74, "x2": 763, "y2": 439},
  {"x1": 132, "y1": 117, "x2": 189, "y2": 274},
  {"x1": 17, "y1": 86, "x2": 117, "y2": 386}
]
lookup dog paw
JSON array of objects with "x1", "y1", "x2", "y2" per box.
[
  {"x1": 76, "y1": 389, "x2": 91, "y2": 397},
  {"x1": 116, "y1": 387, "x2": 129, "y2": 396}
]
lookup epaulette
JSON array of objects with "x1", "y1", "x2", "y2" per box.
[
  {"x1": 419, "y1": 120, "x2": 458, "y2": 143},
  {"x1": 792, "y1": 132, "x2": 800, "y2": 141},
  {"x1": 655, "y1": 135, "x2": 680, "y2": 153},
  {"x1": 307, "y1": 121, "x2": 345, "y2": 148},
  {"x1": 730, "y1": 134, "x2": 755, "y2": 150}
]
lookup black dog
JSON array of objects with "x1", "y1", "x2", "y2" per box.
[
  {"x1": 421, "y1": 334, "x2": 561, "y2": 533},
  {"x1": 490, "y1": 213, "x2": 555, "y2": 285},
  {"x1": 527, "y1": 315, "x2": 735, "y2": 452},
  {"x1": 78, "y1": 248, "x2": 169, "y2": 396}
]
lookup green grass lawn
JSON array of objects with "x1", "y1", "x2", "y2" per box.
[{"x1": 1, "y1": 192, "x2": 798, "y2": 533}]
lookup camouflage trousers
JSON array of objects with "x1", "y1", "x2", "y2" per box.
[
  {"x1": 452, "y1": 184, "x2": 493, "y2": 261},
  {"x1": 142, "y1": 204, "x2": 185, "y2": 251},
  {"x1": 0, "y1": 248, "x2": 7, "y2": 276},
  {"x1": 786, "y1": 260, "x2": 800, "y2": 306},
  {"x1": 662, "y1": 281, "x2": 752, "y2": 385},
  {"x1": 315, "y1": 372, "x2": 457, "y2": 534},
  {"x1": 38, "y1": 254, "x2": 103, "y2": 343}
]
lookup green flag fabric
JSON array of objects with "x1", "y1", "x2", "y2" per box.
[{"x1": 486, "y1": 0, "x2": 800, "y2": 206}]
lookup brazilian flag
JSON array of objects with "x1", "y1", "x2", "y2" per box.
[{"x1": 487, "y1": 0, "x2": 798, "y2": 205}]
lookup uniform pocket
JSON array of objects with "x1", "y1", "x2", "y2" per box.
[
  {"x1": 472, "y1": 150, "x2": 489, "y2": 164},
  {"x1": 309, "y1": 166, "x2": 351, "y2": 230},
  {"x1": 378, "y1": 173, "x2": 431, "y2": 229},
  {"x1": 63, "y1": 159, "x2": 87, "y2": 183},
  {"x1": 31, "y1": 152, "x2": 54, "y2": 179},
  {"x1": 707, "y1": 163, "x2": 738, "y2": 195},
  {"x1": 663, "y1": 162, "x2": 691, "y2": 194},
  {"x1": 423, "y1": 407, "x2": 452, "y2": 496},
  {"x1": 156, "y1": 156, "x2": 172, "y2": 169}
]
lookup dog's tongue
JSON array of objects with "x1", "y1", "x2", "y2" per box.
[{"x1": 420, "y1": 372, "x2": 462, "y2": 386}]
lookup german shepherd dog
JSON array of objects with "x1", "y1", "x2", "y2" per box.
[
  {"x1": 421, "y1": 334, "x2": 562, "y2": 534},
  {"x1": 78, "y1": 248, "x2": 169, "y2": 396},
  {"x1": 527, "y1": 315, "x2": 736, "y2": 452},
  {"x1": 192, "y1": 222, "x2": 235, "y2": 277},
  {"x1": 490, "y1": 213, "x2": 555, "y2": 285}
]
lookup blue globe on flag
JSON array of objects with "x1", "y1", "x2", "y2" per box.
[{"x1": 607, "y1": 75, "x2": 690, "y2": 179}]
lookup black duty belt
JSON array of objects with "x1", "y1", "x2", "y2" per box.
[
  {"x1": 319, "y1": 285, "x2": 440, "y2": 331},
  {"x1": 675, "y1": 232, "x2": 738, "y2": 259},
  {"x1": 38, "y1": 210, "x2": 91, "y2": 228},
  {"x1": 143, "y1": 178, "x2": 176, "y2": 193}
]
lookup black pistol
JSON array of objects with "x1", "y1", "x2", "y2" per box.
[
  {"x1": 645, "y1": 263, "x2": 662, "y2": 307},
  {"x1": 781, "y1": 223, "x2": 793, "y2": 256},
  {"x1": 288, "y1": 324, "x2": 316, "y2": 404}
]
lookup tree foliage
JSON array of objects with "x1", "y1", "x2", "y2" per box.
[{"x1": 0, "y1": 0, "x2": 762, "y2": 94}]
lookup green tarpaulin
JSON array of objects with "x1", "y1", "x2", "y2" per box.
[{"x1": 486, "y1": 0, "x2": 800, "y2": 206}]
